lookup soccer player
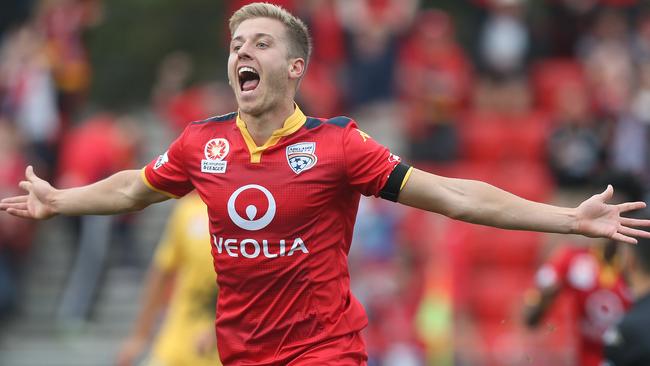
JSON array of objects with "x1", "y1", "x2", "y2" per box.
[
  {"x1": 116, "y1": 192, "x2": 221, "y2": 366},
  {"x1": 2, "y1": 3, "x2": 650, "y2": 365},
  {"x1": 523, "y1": 239, "x2": 631, "y2": 366},
  {"x1": 604, "y1": 213, "x2": 650, "y2": 366}
]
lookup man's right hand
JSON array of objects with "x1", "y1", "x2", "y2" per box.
[{"x1": 0, "y1": 166, "x2": 57, "y2": 220}]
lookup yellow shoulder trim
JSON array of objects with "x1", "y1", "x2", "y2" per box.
[
  {"x1": 400, "y1": 166, "x2": 414, "y2": 190},
  {"x1": 140, "y1": 168, "x2": 180, "y2": 199}
]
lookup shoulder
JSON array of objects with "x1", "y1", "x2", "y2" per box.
[
  {"x1": 177, "y1": 111, "x2": 238, "y2": 142},
  {"x1": 189, "y1": 111, "x2": 238, "y2": 126},
  {"x1": 303, "y1": 116, "x2": 357, "y2": 142},
  {"x1": 304, "y1": 116, "x2": 358, "y2": 133}
]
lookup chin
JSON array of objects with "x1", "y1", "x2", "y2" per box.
[{"x1": 238, "y1": 101, "x2": 264, "y2": 116}]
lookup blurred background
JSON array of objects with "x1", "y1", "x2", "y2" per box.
[{"x1": 1, "y1": 0, "x2": 650, "y2": 365}]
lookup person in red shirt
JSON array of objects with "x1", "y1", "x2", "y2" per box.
[
  {"x1": 2, "y1": 3, "x2": 650, "y2": 365},
  {"x1": 524, "y1": 240, "x2": 632, "y2": 366}
]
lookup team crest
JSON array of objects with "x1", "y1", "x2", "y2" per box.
[
  {"x1": 286, "y1": 142, "x2": 317, "y2": 174},
  {"x1": 202, "y1": 138, "x2": 229, "y2": 174}
]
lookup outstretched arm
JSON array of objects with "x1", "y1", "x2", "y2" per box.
[
  {"x1": 398, "y1": 168, "x2": 650, "y2": 244},
  {"x1": 0, "y1": 166, "x2": 169, "y2": 219}
]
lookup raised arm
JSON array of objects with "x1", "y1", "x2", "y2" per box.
[
  {"x1": 0, "y1": 166, "x2": 169, "y2": 219},
  {"x1": 398, "y1": 168, "x2": 650, "y2": 244}
]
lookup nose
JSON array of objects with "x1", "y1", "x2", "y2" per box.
[{"x1": 237, "y1": 41, "x2": 253, "y2": 60}]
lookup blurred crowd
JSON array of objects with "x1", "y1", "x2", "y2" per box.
[{"x1": 1, "y1": 0, "x2": 650, "y2": 365}]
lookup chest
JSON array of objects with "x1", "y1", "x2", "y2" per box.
[{"x1": 183, "y1": 132, "x2": 349, "y2": 233}]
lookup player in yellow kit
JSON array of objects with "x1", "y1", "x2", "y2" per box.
[{"x1": 117, "y1": 192, "x2": 221, "y2": 366}]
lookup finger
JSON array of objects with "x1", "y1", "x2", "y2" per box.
[
  {"x1": 0, "y1": 202, "x2": 28, "y2": 211},
  {"x1": 598, "y1": 184, "x2": 614, "y2": 201},
  {"x1": 611, "y1": 232, "x2": 638, "y2": 245},
  {"x1": 619, "y1": 226, "x2": 650, "y2": 239},
  {"x1": 5, "y1": 208, "x2": 32, "y2": 219},
  {"x1": 617, "y1": 201, "x2": 647, "y2": 213},
  {"x1": 621, "y1": 217, "x2": 650, "y2": 227},
  {"x1": 18, "y1": 181, "x2": 32, "y2": 192},
  {"x1": 0, "y1": 195, "x2": 28, "y2": 204},
  {"x1": 25, "y1": 165, "x2": 36, "y2": 181}
]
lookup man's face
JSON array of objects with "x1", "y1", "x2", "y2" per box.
[{"x1": 228, "y1": 17, "x2": 295, "y2": 116}]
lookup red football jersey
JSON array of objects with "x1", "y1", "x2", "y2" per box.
[
  {"x1": 142, "y1": 106, "x2": 405, "y2": 365},
  {"x1": 535, "y1": 245, "x2": 632, "y2": 366}
]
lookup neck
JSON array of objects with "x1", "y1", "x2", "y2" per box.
[
  {"x1": 239, "y1": 100, "x2": 295, "y2": 146},
  {"x1": 631, "y1": 272, "x2": 650, "y2": 300}
]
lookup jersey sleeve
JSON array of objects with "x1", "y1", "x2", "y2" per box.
[
  {"x1": 534, "y1": 247, "x2": 573, "y2": 290},
  {"x1": 142, "y1": 127, "x2": 194, "y2": 198},
  {"x1": 342, "y1": 121, "x2": 407, "y2": 197}
]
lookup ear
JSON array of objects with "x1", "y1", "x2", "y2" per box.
[{"x1": 288, "y1": 58, "x2": 306, "y2": 80}]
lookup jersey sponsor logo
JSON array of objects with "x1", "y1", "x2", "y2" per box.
[
  {"x1": 212, "y1": 236, "x2": 309, "y2": 258},
  {"x1": 219, "y1": 184, "x2": 310, "y2": 259},
  {"x1": 227, "y1": 184, "x2": 276, "y2": 231},
  {"x1": 584, "y1": 289, "x2": 626, "y2": 341},
  {"x1": 153, "y1": 151, "x2": 169, "y2": 170},
  {"x1": 286, "y1": 142, "x2": 317, "y2": 174},
  {"x1": 202, "y1": 138, "x2": 229, "y2": 174}
]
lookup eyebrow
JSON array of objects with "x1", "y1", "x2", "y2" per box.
[{"x1": 231, "y1": 33, "x2": 275, "y2": 43}]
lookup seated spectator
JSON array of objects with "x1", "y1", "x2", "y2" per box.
[
  {"x1": 477, "y1": 0, "x2": 531, "y2": 78},
  {"x1": 547, "y1": 83, "x2": 606, "y2": 187}
]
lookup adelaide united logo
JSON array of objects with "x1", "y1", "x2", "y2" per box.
[
  {"x1": 202, "y1": 138, "x2": 229, "y2": 174},
  {"x1": 286, "y1": 142, "x2": 317, "y2": 175}
]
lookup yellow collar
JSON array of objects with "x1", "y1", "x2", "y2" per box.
[{"x1": 236, "y1": 104, "x2": 306, "y2": 163}]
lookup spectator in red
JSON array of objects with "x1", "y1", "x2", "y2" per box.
[
  {"x1": 0, "y1": 23, "x2": 60, "y2": 178},
  {"x1": 151, "y1": 52, "x2": 236, "y2": 133},
  {"x1": 396, "y1": 9, "x2": 471, "y2": 163},
  {"x1": 0, "y1": 118, "x2": 31, "y2": 319},
  {"x1": 57, "y1": 113, "x2": 138, "y2": 188},
  {"x1": 55, "y1": 112, "x2": 140, "y2": 325},
  {"x1": 162, "y1": 82, "x2": 236, "y2": 134},
  {"x1": 35, "y1": 0, "x2": 103, "y2": 125},
  {"x1": 294, "y1": 0, "x2": 346, "y2": 117},
  {"x1": 336, "y1": 0, "x2": 418, "y2": 110}
]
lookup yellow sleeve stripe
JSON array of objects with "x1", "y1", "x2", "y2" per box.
[
  {"x1": 140, "y1": 168, "x2": 181, "y2": 199},
  {"x1": 400, "y1": 166, "x2": 414, "y2": 190}
]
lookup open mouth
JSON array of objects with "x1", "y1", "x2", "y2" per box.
[{"x1": 238, "y1": 66, "x2": 260, "y2": 92}]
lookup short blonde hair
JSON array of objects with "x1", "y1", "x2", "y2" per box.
[{"x1": 229, "y1": 2, "x2": 312, "y2": 64}]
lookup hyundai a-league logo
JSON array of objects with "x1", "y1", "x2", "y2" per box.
[
  {"x1": 286, "y1": 142, "x2": 317, "y2": 174},
  {"x1": 204, "y1": 138, "x2": 229, "y2": 161},
  {"x1": 202, "y1": 138, "x2": 229, "y2": 174}
]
